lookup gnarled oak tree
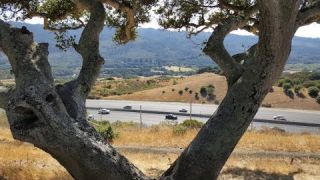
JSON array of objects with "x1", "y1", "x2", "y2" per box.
[
  {"x1": 0, "y1": 0, "x2": 154, "y2": 179},
  {"x1": 157, "y1": 0, "x2": 320, "y2": 179},
  {"x1": 0, "y1": 0, "x2": 320, "y2": 180}
]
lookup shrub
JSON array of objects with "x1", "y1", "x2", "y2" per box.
[
  {"x1": 200, "y1": 86, "x2": 207, "y2": 97},
  {"x1": 112, "y1": 121, "x2": 140, "y2": 128},
  {"x1": 206, "y1": 86, "x2": 215, "y2": 95},
  {"x1": 308, "y1": 86, "x2": 319, "y2": 98},
  {"x1": 285, "y1": 89, "x2": 294, "y2": 99},
  {"x1": 316, "y1": 96, "x2": 320, "y2": 104},
  {"x1": 261, "y1": 103, "x2": 272, "y2": 108},
  {"x1": 87, "y1": 95, "x2": 101, "y2": 99},
  {"x1": 195, "y1": 92, "x2": 199, "y2": 100},
  {"x1": 106, "y1": 84, "x2": 112, "y2": 89},
  {"x1": 294, "y1": 85, "x2": 303, "y2": 93},
  {"x1": 146, "y1": 79, "x2": 156, "y2": 85},
  {"x1": 162, "y1": 91, "x2": 166, "y2": 94},
  {"x1": 99, "y1": 89, "x2": 109, "y2": 97},
  {"x1": 172, "y1": 88, "x2": 175, "y2": 92},
  {"x1": 282, "y1": 83, "x2": 292, "y2": 91},
  {"x1": 181, "y1": 119, "x2": 204, "y2": 129},
  {"x1": 172, "y1": 125, "x2": 187, "y2": 136},
  {"x1": 97, "y1": 126, "x2": 117, "y2": 143},
  {"x1": 310, "y1": 72, "x2": 320, "y2": 80},
  {"x1": 294, "y1": 85, "x2": 304, "y2": 97},
  {"x1": 207, "y1": 93, "x2": 216, "y2": 101},
  {"x1": 172, "y1": 80, "x2": 178, "y2": 85},
  {"x1": 106, "y1": 77, "x2": 115, "y2": 80},
  {"x1": 292, "y1": 79, "x2": 302, "y2": 85},
  {"x1": 178, "y1": 90, "x2": 183, "y2": 95},
  {"x1": 189, "y1": 90, "x2": 193, "y2": 94},
  {"x1": 184, "y1": 87, "x2": 189, "y2": 91},
  {"x1": 277, "y1": 78, "x2": 292, "y2": 87},
  {"x1": 91, "y1": 121, "x2": 118, "y2": 143},
  {"x1": 303, "y1": 81, "x2": 316, "y2": 88},
  {"x1": 214, "y1": 100, "x2": 220, "y2": 104}
]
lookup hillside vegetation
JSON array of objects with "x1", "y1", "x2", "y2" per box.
[{"x1": 90, "y1": 73, "x2": 320, "y2": 110}]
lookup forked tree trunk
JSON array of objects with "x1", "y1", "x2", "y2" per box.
[
  {"x1": 0, "y1": 5, "x2": 148, "y2": 180},
  {"x1": 160, "y1": 1, "x2": 300, "y2": 179}
]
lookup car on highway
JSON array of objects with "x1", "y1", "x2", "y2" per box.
[
  {"x1": 273, "y1": 115, "x2": 286, "y2": 121},
  {"x1": 179, "y1": 108, "x2": 188, "y2": 113},
  {"x1": 165, "y1": 114, "x2": 178, "y2": 120},
  {"x1": 123, "y1": 106, "x2": 132, "y2": 110},
  {"x1": 98, "y1": 108, "x2": 111, "y2": 114}
]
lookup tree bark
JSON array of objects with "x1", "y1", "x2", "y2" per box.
[
  {"x1": 0, "y1": 86, "x2": 9, "y2": 109},
  {"x1": 0, "y1": 3, "x2": 147, "y2": 180},
  {"x1": 160, "y1": 1, "x2": 301, "y2": 179}
]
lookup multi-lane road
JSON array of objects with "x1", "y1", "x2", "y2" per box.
[{"x1": 86, "y1": 100, "x2": 320, "y2": 134}]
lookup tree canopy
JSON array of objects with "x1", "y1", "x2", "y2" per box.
[{"x1": 0, "y1": 0, "x2": 156, "y2": 44}]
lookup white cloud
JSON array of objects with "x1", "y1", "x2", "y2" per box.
[
  {"x1": 295, "y1": 23, "x2": 320, "y2": 38},
  {"x1": 231, "y1": 29, "x2": 255, "y2": 36},
  {"x1": 23, "y1": 17, "x2": 320, "y2": 38},
  {"x1": 24, "y1": 17, "x2": 43, "y2": 24}
]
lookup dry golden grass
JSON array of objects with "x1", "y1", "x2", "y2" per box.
[
  {"x1": 122, "y1": 152, "x2": 320, "y2": 179},
  {"x1": 238, "y1": 129, "x2": 320, "y2": 153},
  {"x1": 0, "y1": 141, "x2": 72, "y2": 180},
  {"x1": 0, "y1": 114, "x2": 72, "y2": 180},
  {"x1": 1, "y1": 114, "x2": 320, "y2": 179},
  {"x1": 114, "y1": 125, "x2": 320, "y2": 153},
  {"x1": 113, "y1": 125, "x2": 197, "y2": 149}
]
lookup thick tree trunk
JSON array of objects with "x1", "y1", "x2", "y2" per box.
[
  {"x1": 160, "y1": 1, "x2": 300, "y2": 179},
  {"x1": 0, "y1": 9, "x2": 147, "y2": 180}
]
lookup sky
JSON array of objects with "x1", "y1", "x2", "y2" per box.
[{"x1": 25, "y1": 17, "x2": 320, "y2": 38}]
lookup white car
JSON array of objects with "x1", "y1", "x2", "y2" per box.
[
  {"x1": 98, "y1": 108, "x2": 111, "y2": 114},
  {"x1": 273, "y1": 115, "x2": 286, "y2": 121},
  {"x1": 87, "y1": 114, "x2": 94, "y2": 121}
]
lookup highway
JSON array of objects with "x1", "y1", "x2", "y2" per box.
[{"x1": 86, "y1": 100, "x2": 320, "y2": 134}]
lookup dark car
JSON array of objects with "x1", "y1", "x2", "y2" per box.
[
  {"x1": 165, "y1": 114, "x2": 178, "y2": 120},
  {"x1": 179, "y1": 108, "x2": 188, "y2": 113},
  {"x1": 123, "y1": 106, "x2": 132, "y2": 110},
  {"x1": 273, "y1": 115, "x2": 286, "y2": 121}
]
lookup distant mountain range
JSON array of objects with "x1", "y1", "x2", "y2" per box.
[{"x1": 0, "y1": 22, "x2": 320, "y2": 76}]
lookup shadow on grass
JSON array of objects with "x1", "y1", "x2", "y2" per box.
[{"x1": 220, "y1": 167, "x2": 302, "y2": 180}]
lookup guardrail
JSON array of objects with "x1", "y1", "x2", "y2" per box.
[{"x1": 87, "y1": 107, "x2": 320, "y2": 128}]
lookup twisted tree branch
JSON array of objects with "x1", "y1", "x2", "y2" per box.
[
  {"x1": 296, "y1": 1, "x2": 320, "y2": 28},
  {"x1": 73, "y1": 0, "x2": 105, "y2": 94},
  {"x1": 203, "y1": 16, "x2": 247, "y2": 85},
  {"x1": 232, "y1": 44, "x2": 257, "y2": 63},
  {"x1": 103, "y1": 0, "x2": 136, "y2": 43}
]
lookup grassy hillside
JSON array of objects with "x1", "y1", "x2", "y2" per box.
[{"x1": 90, "y1": 73, "x2": 320, "y2": 110}]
